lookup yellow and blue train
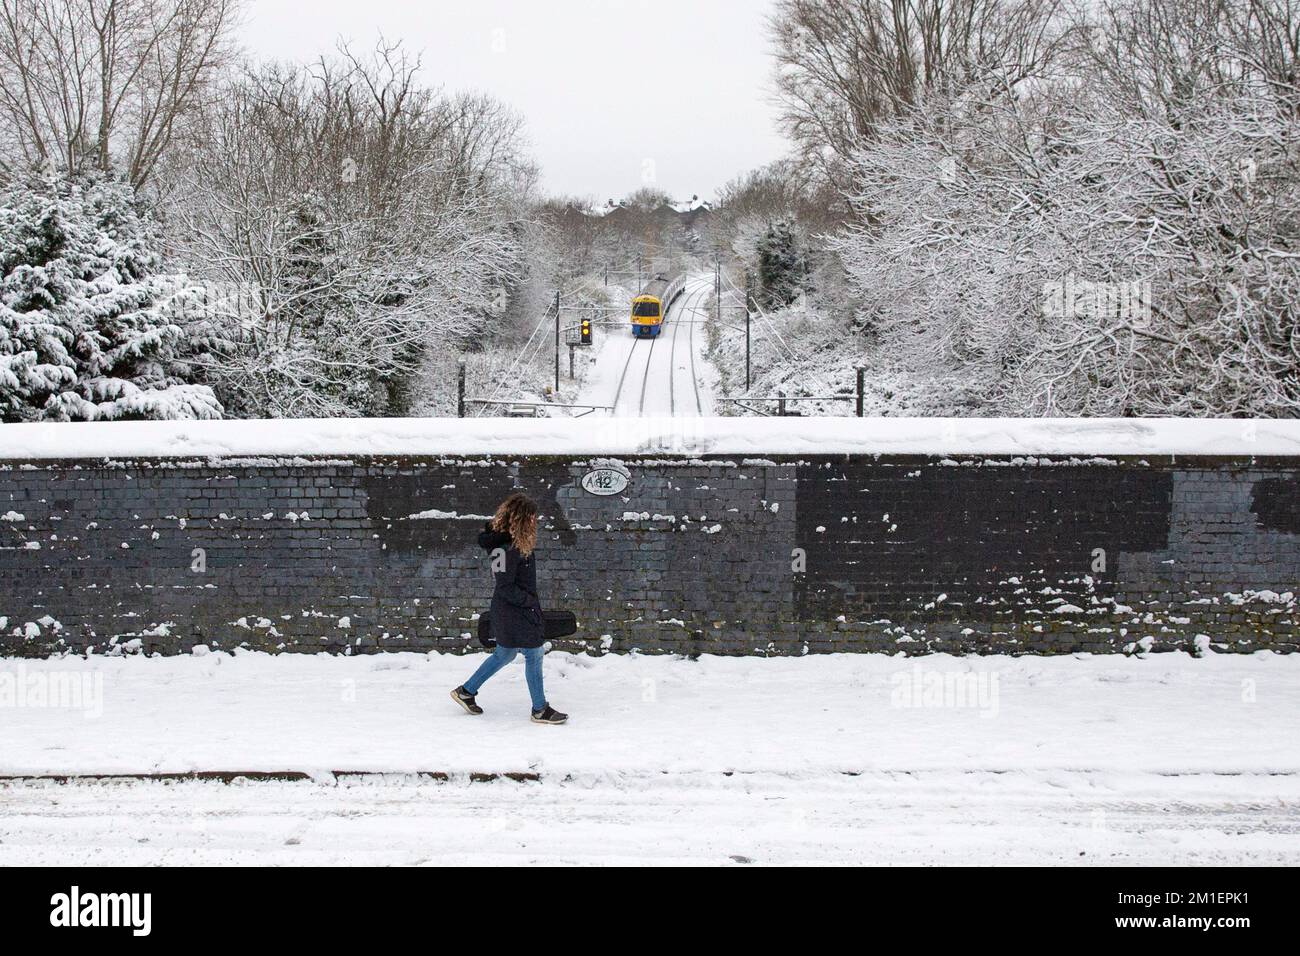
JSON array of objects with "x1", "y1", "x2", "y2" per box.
[{"x1": 630, "y1": 275, "x2": 686, "y2": 338}]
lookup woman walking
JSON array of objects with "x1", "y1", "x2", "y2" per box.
[{"x1": 451, "y1": 492, "x2": 568, "y2": 725}]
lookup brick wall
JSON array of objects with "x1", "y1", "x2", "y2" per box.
[{"x1": 1, "y1": 454, "x2": 1296, "y2": 656}]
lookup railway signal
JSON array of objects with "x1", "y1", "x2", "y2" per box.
[{"x1": 580, "y1": 317, "x2": 592, "y2": 345}]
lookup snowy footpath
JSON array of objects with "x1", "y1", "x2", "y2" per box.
[{"x1": 1, "y1": 650, "x2": 1297, "y2": 865}]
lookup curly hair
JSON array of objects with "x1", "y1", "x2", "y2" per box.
[{"x1": 491, "y1": 492, "x2": 538, "y2": 557}]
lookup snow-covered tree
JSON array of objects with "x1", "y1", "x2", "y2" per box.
[
  {"x1": 827, "y1": 0, "x2": 1300, "y2": 417},
  {"x1": 769, "y1": 0, "x2": 1072, "y2": 191},
  {"x1": 756, "y1": 221, "x2": 803, "y2": 309},
  {"x1": 0, "y1": 0, "x2": 241, "y2": 188},
  {"x1": 0, "y1": 172, "x2": 222, "y2": 421},
  {"x1": 162, "y1": 42, "x2": 531, "y2": 418}
]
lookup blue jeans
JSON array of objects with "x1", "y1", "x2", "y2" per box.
[{"x1": 463, "y1": 645, "x2": 547, "y2": 712}]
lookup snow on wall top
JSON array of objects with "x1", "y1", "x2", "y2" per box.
[{"x1": 0, "y1": 416, "x2": 1296, "y2": 460}]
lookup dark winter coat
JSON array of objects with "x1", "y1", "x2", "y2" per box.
[{"x1": 478, "y1": 522, "x2": 545, "y2": 649}]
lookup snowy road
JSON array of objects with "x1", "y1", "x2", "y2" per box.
[
  {"x1": 2, "y1": 770, "x2": 1295, "y2": 866},
  {"x1": 580, "y1": 274, "x2": 717, "y2": 416},
  {"x1": 2, "y1": 650, "x2": 1298, "y2": 864}
]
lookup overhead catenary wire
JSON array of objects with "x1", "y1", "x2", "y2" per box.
[
  {"x1": 480, "y1": 313, "x2": 549, "y2": 411},
  {"x1": 481, "y1": 269, "x2": 642, "y2": 416},
  {"x1": 720, "y1": 271, "x2": 848, "y2": 407},
  {"x1": 721, "y1": 272, "x2": 800, "y2": 369},
  {"x1": 734, "y1": 277, "x2": 799, "y2": 367},
  {"x1": 478, "y1": 300, "x2": 555, "y2": 414}
]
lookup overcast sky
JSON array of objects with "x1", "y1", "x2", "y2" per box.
[{"x1": 238, "y1": 0, "x2": 791, "y2": 203}]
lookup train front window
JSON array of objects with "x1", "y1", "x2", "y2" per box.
[{"x1": 633, "y1": 301, "x2": 660, "y2": 317}]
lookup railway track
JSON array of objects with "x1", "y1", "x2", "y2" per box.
[
  {"x1": 672, "y1": 282, "x2": 706, "y2": 416},
  {"x1": 609, "y1": 277, "x2": 711, "y2": 416},
  {"x1": 610, "y1": 330, "x2": 643, "y2": 415}
]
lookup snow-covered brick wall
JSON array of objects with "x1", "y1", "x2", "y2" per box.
[{"x1": 0, "y1": 451, "x2": 1296, "y2": 656}]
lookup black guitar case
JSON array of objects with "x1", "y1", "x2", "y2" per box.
[{"x1": 476, "y1": 610, "x2": 578, "y2": 648}]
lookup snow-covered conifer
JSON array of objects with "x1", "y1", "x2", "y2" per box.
[{"x1": 0, "y1": 173, "x2": 222, "y2": 421}]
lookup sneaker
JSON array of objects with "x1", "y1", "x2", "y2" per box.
[
  {"x1": 530, "y1": 705, "x2": 568, "y2": 725},
  {"x1": 450, "y1": 686, "x2": 482, "y2": 715}
]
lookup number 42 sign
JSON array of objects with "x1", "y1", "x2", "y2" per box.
[{"x1": 580, "y1": 461, "x2": 630, "y2": 496}]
